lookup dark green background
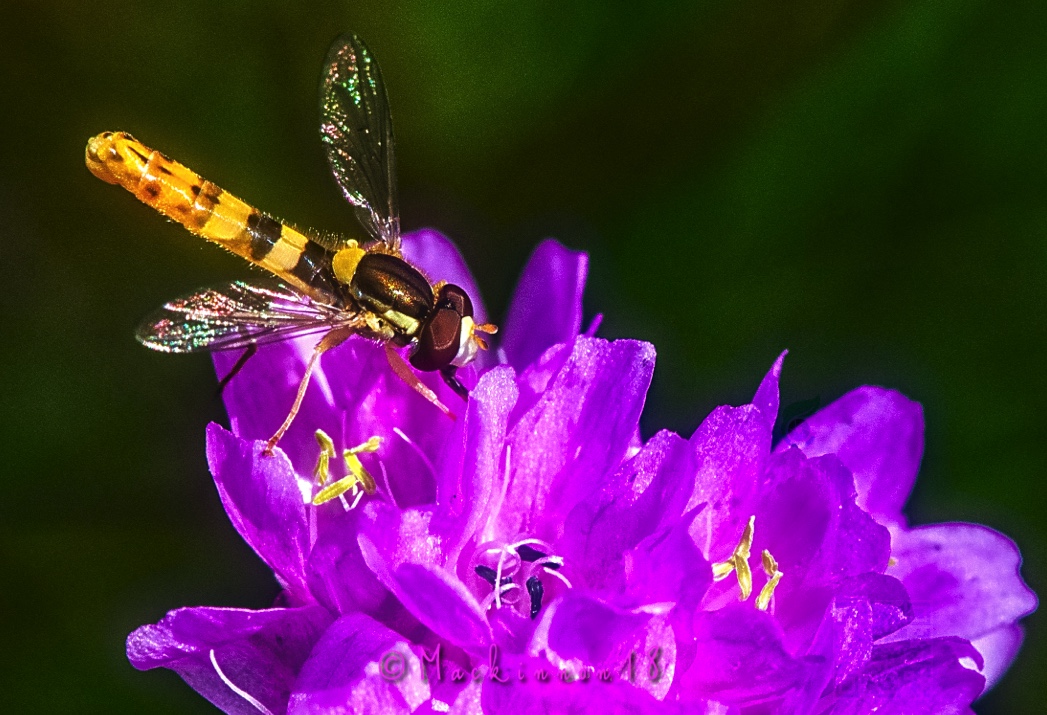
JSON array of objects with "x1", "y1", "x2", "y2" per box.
[{"x1": 1, "y1": 1, "x2": 1042, "y2": 712}]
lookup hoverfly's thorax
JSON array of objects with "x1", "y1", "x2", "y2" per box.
[{"x1": 349, "y1": 252, "x2": 433, "y2": 335}]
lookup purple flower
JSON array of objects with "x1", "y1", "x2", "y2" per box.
[{"x1": 127, "y1": 231, "x2": 1036, "y2": 714}]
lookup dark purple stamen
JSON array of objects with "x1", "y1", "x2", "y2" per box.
[
  {"x1": 475, "y1": 564, "x2": 511, "y2": 587},
  {"x1": 517, "y1": 544, "x2": 547, "y2": 562},
  {"x1": 526, "y1": 576, "x2": 544, "y2": 620}
]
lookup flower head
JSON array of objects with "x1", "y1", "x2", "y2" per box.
[{"x1": 127, "y1": 231, "x2": 1036, "y2": 714}]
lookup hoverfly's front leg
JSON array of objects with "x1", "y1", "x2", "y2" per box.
[
  {"x1": 384, "y1": 343, "x2": 456, "y2": 420},
  {"x1": 264, "y1": 327, "x2": 355, "y2": 455},
  {"x1": 440, "y1": 366, "x2": 468, "y2": 400}
]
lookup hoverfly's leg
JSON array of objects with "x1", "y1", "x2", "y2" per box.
[
  {"x1": 384, "y1": 343, "x2": 456, "y2": 420},
  {"x1": 215, "y1": 343, "x2": 257, "y2": 397},
  {"x1": 264, "y1": 327, "x2": 354, "y2": 455},
  {"x1": 440, "y1": 365, "x2": 469, "y2": 400}
]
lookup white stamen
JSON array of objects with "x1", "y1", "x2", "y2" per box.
[
  {"x1": 432, "y1": 699, "x2": 450, "y2": 713},
  {"x1": 509, "y1": 537, "x2": 554, "y2": 552},
  {"x1": 209, "y1": 649, "x2": 274, "y2": 715},
  {"x1": 494, "y1": 548, "x2": 508, "y2": 609},
  {"x1": 480, "y1": 582, "x2": 519, "y2": 612},
  {"x1": 378, "y1": 458, "x2": 398, "y2": 509},
  {"x1": 536, "y1": 556, "x2": 564, "y2": 572},
  {"x1": 348, "y1": 487, "x2": 365, "y2": 511},
  {"x1": 482, "y1": 446, "x2": 512, "y2": 542},
  {"x1": 393, "y1": 427, "x2": 437, "y2": 483},
  {"x1": 543, "y1": 568, "x2": 574, "y2": 589}
]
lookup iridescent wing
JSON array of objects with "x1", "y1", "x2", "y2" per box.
[
  {"x1": 136, "y1": 281, "x2": 365, "y2": 353},
  {"x1": 320, "y1": 33, "x2": 400, "y2": 252}
]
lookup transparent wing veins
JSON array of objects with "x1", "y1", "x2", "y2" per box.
[
  {"x1": 320, "y1": 33, "x2": 400, "y2": 251},
  {"x1": 136, "y1": 282, "x2": 364, "y2": 353}
]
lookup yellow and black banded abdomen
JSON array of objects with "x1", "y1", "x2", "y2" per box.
[{"x1": 85, "y1": 131, "x2": 340, "y2": 300}]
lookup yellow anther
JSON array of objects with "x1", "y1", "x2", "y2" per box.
[
  {"x1": 346, "y1": 436, "x2": 381, "y2": 456},
  {"x1": 711, "y1": 515, "x2": 755, "y2": 601},
  {"x1": 755, "y1": 549, "x2": 783, "y2": 612},
  {"x1": 341, "y1": 452, "x2": 377, "y2": 496},
  {"x1": 313, "y1": 473, "x2": 363, "y2": 505},
  {"x1": 313, "y1": 429, "x2": 337, "y2": 486},
  {"x1": 888, "y1": 556, "x2": 898, "y2": 567},
  {"x1": 311, "y1": 432, "x2": 381, "y2": 506}
]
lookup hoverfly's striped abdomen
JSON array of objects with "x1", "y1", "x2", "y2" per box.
[{"x1": 86, "y1": 131, "x2": 341, "y2": 301}]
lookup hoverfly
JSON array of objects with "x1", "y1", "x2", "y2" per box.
[{"x1": 85, "y1": 34, "x2": 496, "y2": 453}]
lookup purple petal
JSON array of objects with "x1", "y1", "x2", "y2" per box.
[
  {"x1": 678, "y1": 603, "x2": 810, "y2": 706},
  {"x1": 400, "y1": 228, "x2": 487, "y2": 324},
  {"x1": 128, "y1": 604, "x2": 331, "y2": 715},
  {"x1": 841, "y1": 573, "x2": 914, "y2": 640},
  {"x1": 480, "y1": 653, "x2": 675, "y2": 715},
  {"x1": 536, "y1": 591, "x2": 652, "y2": 666},
  {"x1": 883, "y1": 523, "x2": 1037, "y2": 680},
  {"x1": 755, "y1": 451, "x2": 890, "y2": 589},
  {"x1": 494, "y1": 338, "x2": 655, "y2": 540},
  {"x1": 687, "y1": 354, "x2": 782, "y2": 561},
  {"x1": 752, "y1": 350, "x2": 787, "y2": 427},
  {"x1": 500, "y1": 239, "x2": 588, "y2": 370},
  {"x1": 206, "y1": 423, "x2": 312, "y2": 600},
  {"x1": 304, "y1": 513, "x2": 390, "y2": 617},
  {"x1": 434, "y1": 366, "x2": 518, "y2": 562},
  {"x1": 288, "y1": 612, "x2": 429, "y2": 714},
  {"x1": 831, "y1": 574, "x2": 914, "y2": 685},
  {"x1": 748, "y1": 451, "x2": 890, "y2": 653},
  {"x1": 358, "y1": 510, "x2": 492, "y2": 652},
  {"x1": 780, "y1": 387, "x2": 923, "y2": 524},
  {"x1": 621, "y1": 508, "x2": 713, "y2": 610},
  {"x1": 561, "y1": 431, "x2": 694, "y2": 584},
  {"x1": 830, "y1": 637, "x2": 985, "y2": 714},
  {"x1": 534, "y1": 591, "x2": 678, "y2": 702},
  {"x1": 971, "y1": 624, "x2": 1024, "y2": 691}
]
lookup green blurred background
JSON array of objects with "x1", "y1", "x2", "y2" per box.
[{"x1": 1, "y1": 0, "x2": 1043, "y2": 711}]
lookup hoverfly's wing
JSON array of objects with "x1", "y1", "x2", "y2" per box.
[
  {"x1": 320, "y1": 33, "x2": 400, "y2": 252},
  {"x1": 136, "y1": 282, "x2": 365, "y2": 353}
]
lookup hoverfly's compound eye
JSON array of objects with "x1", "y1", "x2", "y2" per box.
[
  {"x1": 410, "y1": 305, "x2": 463, "y2": 372},
  {"x1": 437, "y1": 283, "x2": 473, "y2": 318}
]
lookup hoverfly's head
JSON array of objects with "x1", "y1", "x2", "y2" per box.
[{"x1": 410, "y1": 284, "x2": 496, "y2": 372}]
